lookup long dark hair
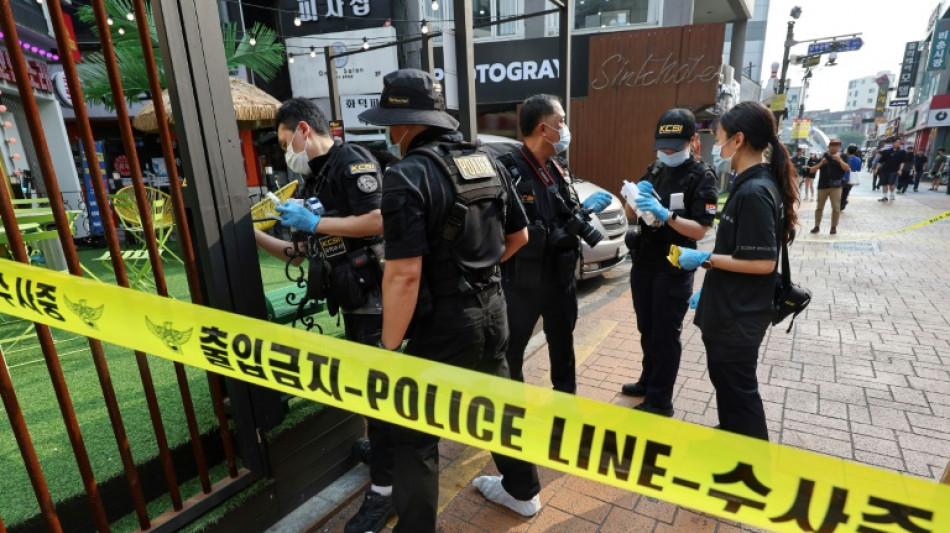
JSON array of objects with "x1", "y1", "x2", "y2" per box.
[{"x1": 718, "y1": 101, "x2": 799, "y2": 245}]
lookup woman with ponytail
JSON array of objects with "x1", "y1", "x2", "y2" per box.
[{"x1": 671, "y1": 101, "x2": 798, "y2": 440}]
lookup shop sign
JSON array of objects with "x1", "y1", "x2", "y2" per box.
[
  {"x1": 340, "y1": 94, "x2": 380, "y2": 128},
  {"x1": 791, "y1": 119, "x2": 811, "y2": 139},
  {"x1": 280, "y1": 0, "x2": 393, "y2": 36},
  {"x1": 287, "y1": 27, "x2": 397, "y2": 99},
  {"x1": 52, "y1": 72, "x2": 72, "y2": 107},
  {"x1": 0, "y1": 50, "x2": 53, "y2": 93},
  {"x1": 928, "y1": 19, "x2": 950, "y2": 71},
  {"x1": 896, "y1": 42, "x2": 919, "y2": 98},
  {"x1": 113, "y1": 155, "x2": 131, "y2": 176}
]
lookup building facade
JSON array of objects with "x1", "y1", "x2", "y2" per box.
[{"x1": 845, "y1": 72, "x2": 892, "y2": 111}]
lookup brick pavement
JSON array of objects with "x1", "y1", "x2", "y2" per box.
[{"x1": 318, "y1": 181, "x2": 950, "y2": 532}]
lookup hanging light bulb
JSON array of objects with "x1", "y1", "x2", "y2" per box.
[
  {"x1": 288, "y1": 54, "x2": 295, "y2": 64},
  {"x1": 12, "y1": 153, "x2": 20, "y2": 161},
  {"x1": 0, "y1": 105, "x2": 6, "y2": 112},
  {"x1": 309, "y1": 47, "x2": 316, "y2": 58},
  {"x1": 126, "y1": 12, "x2": 135, "y2": 21},
  {"x1": 431, "y1": 0, "x2": 439, "y2": 11},
  {"x1": 2, "y1": 122, "x2": 11, "y2": 129},
  {"x1": 249, "y1": 35, "x2": 257, "y2": 46},
  {"x1": 421, "y1": 20, "x2": 429, "y2": 34},
  {"x1": 294, "y1": 12, "x2": 302, "y2": 26},
  {"x1": 118, "y1": 27, "x2": 125, "y2": 35},
  {"x1": 6, "y1": 138, "x2": 15, "y2": 145},
  {"x1": 107, "y1": 17, "x2": 114, "y2": 25},
  {"x1": 362, "y1": 37, "x2": 369, "y2": 50}
]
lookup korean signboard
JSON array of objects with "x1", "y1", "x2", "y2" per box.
[
  {"x1": 280, "y1": 0, "x2": 393, "y2": 36},
  {"x1": 0, "y1": 50, "x2": 53, "y2": 93},
  {"x1": 928, "y1": 19, "x2": 950, "y2": 71},
  {"x1": 874, "y1": 74, "x2": 890, "y2": 118},
  {"x1": 286, "y1": 27, "x2": 397, "y2": 99},
  {"x1": 896, "y1": 41, "x2": 919, "y2": 98}
]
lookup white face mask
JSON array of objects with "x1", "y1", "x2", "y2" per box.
[
  {"x1": 386, "y1": 126, "x2": 408, "y2": 159},
  {"x1": 656, "y1": 146, "x2": 690, "y2": 167},
  {"x1": 715, "y1": 135, "x2": 737, "y2": 171},
  {"x1": 552, "y1": 125, "x2": 571, "y2": 153},
  {"x1": 284, "y1": 127, "x2": 312, "y2": 175}
]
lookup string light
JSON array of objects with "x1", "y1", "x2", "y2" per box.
[
  {"x1": 107, "y1": 17, "x2": 114, "y2": 25},
  {"x1": 309, "y1": 46, "x2": 316, "y2": 58},
  {"x1": 249, "y1": 34, "x2": 257, "y2": 46},
  {"x1": 421, "y1": 20, "x2": 429, "y2": 34},
  {"x1": 118, "y1": 27, "x2": 125, "y2": 35},
  {"x1": 362, "y1": 37, "x2": 369, "y2": 50},
  {"x1": 288, "y1": 54, "x2": 295, "y2": 64},
  {"x1": 126, "y1": 12, "x2": 135, "y2": 21},
  {"x1": 294, "y1": 11, "x2": 302, "y2": 26},
  {"x1": 431, "y1": 0, "x2": 439, "y2": 11}
]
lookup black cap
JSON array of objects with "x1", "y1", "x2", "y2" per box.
[
  {"x1": 358, "y1": 69, "x2": 459, "y2": 130},
  {"x1": 654, "y1": 108, "x2": 696, "y2": 151}
]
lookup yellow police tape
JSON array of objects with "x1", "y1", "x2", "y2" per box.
[
  {"x1": 800, "y1": 209, "x2": 950, "y2": 244},
  {"x1": 2, "y1": 259, "x2": 948, "y2": 533}
]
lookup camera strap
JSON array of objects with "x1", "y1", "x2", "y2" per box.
[{"x1": 520, "y1": 146, "x2": 558, "y2": 187}]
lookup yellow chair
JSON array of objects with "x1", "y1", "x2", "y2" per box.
[
  {"x1": 110, "y1": 186, "x2": 182, "y2": 264},
  {"x1": 251, "y1": 181, "x2": 299, "y2": 231}
]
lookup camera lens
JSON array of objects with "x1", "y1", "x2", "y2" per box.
[{"x1": 578, "y1": 223, "x2": 603, "y2": 248}]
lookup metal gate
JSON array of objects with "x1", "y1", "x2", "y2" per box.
[{"x1": 0, "y1": 0, "x2": 279, "y2": 530}]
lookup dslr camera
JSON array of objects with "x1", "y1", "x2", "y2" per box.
[{"x1": 549, "y1": 208, "x2": 604, "y2": 249}]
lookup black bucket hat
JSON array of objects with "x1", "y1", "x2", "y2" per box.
[
  {"x1": 358, "y1": 69, "x2": 460, "y2": 130},
  {"x1": 653, "y1": 108, "x2": 696, "y2": 151}
]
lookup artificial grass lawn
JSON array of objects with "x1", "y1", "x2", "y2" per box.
[{"x1": 0, "y1": 241, "x2": 345, "y2": 527}]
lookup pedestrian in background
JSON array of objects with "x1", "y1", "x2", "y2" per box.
[
  {"x1": 359, "y1": 69, "x2": 540, "y2": 532},
  {"x1": 803, "y1": 151, "x2": 819, "y2": 201},
  {"x1": 929, "y1": 147, "x2": 946, "y2": 191},
  {"x1": 875, "y1": 138, "x2": 904, "y2": 202},
  {"x1": 897, "y1": 148, "x2": 916, "y2": 194},
  {"x1": 791, "y1": 146, "x2": 807, "y2": 195},
  {"x1": 673, "y1": 100, "x2": 799, "y2": 441},
  {"x1": 912, "y1": 148, "x2": 928, "y2": 192},
  {"x1": 841, "y1": 144, "x2": 862, "y2": 211},
  {"x1": 619, "y1": 108, "x2": 719, "y2": 417},
  {"x1": 808, "y1": 139, "x2": 849, "y2": 235}
]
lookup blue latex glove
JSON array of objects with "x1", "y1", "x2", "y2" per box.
[
  {"x1": 672, "y1": 246, "x2": 711, "y2": 271},
  {"x1": 582, "y1": 191, "x2": 612, "y2": 214},
  {"x1": 636, "y1": 180, "x2": 654, "y2": 196},
  {"x1": 634, "y1": 194, "x2": 670, "y2": 223},
  {"x1": 275, "y1": 201, "x2": 321, "y2": 233},
  {"x1": 689, "y1": 289, "x2": 702, "y2": 310}
]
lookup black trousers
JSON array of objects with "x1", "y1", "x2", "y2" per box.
[
  {"x1": 344, "y1": 313, "x2": 393, "y2": 487},
  {"x1": 840, "y1": 183, "x2": 852, "y2": 209},
  {"x1": 392, "y1": 288, "x2": 540, "y2": 533},
  {"x1": 503, "y1": 274, "x2": 578, "y2": 393},
  {"x1": 630, "y1": 268, "x2": 693, "y2": 408},
  {"x1": 703, "y1": 338, "x2": 769, "y2": 440}
]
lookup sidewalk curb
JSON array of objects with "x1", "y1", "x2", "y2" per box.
[{"x1": 265, "y1": 464, "x2": 370, "y2": 533}]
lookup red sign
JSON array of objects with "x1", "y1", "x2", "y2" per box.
[
  {"x1": 0, "y1": 50, "x2": 54, "y2": 93},
  {"x1": 330, "y1": 120, "x2": 346, "y2": 142},
  {"x1": 62, "y1": 14, "x2": 82, "y2": 63},
  {"x1": 113, "y1": 155, "x2": 131, "y2": 176}
]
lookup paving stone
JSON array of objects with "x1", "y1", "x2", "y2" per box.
[
  {"x1": 635, "y1": 495, "x2": 677, "y2": 524},
  {"x1": 782, "y1": 429, "x2": 853, "y2": 459},
  {"x1": 853, "y1": 434, "x2": 901, "y2": 457},
  {"x1": 869, "y1": 404, "x2": 911, "y2": 431},
  {"x1": 819, "y1": 400, "x2": 848, "y2": 419},
  {"x1": 818, "y1": 382, "x2": 867, "y2": 403},
  {"x1": 854, "y1": 450, "x2": 905, "y2": 472},
  {"x1": 599, "y1": 506, "x2": 658, "y2": 533},
  {"x1": 785, "y1": 389, "x2": 818, "y2": 414}
]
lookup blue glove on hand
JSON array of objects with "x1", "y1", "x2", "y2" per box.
[
  {"x1": 582, "y1": 191, "x2": 612, "y2": 214},
  {"x1": 636, "y1": 180, "x2": 654, "y2": 196},
  {"x1": 634, "y1": 194, "x2": 670, "y2": 222},
  {"x1": 689, "y1": 289, "x2": 702, "y2": 310},
  {"x1": 275, "y1": 201, "x2": 321, "y2": 233},
  {"x1": 672, "y1": 246, "x2": 711, "y2": 271}
]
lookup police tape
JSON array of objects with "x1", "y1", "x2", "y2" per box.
[
  {"x1": 800, "y1": 209, "x2": 950, "y2": 243},
  {"x1": 2, "y1": 259, "x2": 948, "y2": 533}
]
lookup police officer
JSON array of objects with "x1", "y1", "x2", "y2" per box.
[
  {"x1": 497, "y1": 94, "x2": 612, "y2": 394},
  {"x1": 620, "y1": 108, "x2": 719, "y2": 417},
  {"x1": 254, "y1": 98, "x2": 394, "y2": 533},
  {"x1": 359, "y1": 69, "x2": 541, "y2": 533}
]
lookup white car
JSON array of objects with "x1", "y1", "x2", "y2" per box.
[{"x1": 347, "y1": 131, "x2": 628, "y2": 280}]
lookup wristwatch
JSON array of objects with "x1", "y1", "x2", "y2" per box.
[
  {"x1": 667, "y1": 212, "x2": 679, "y2": 224},
  {"x1": 701, "y1": 256, "x2": 714, "y2": 269}
]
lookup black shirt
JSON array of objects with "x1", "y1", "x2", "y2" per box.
[
  {"x1": 634, "y1": 157, "x2": 719, "y2": 272},
  {"x1": 913, "y1": 154, "x2": 928, "y2": 173},
  {"x1": 816, "y1": 152, "x2": 848, "y2": 189},
  {"x1": 382, "y1": 129, "x2": 528, "y2": 262},
  {"x1": 877, "y1": 147, "x2": 905, "y2": 174},
  {"x1": 694, "y1": 164, "x2": 781, "y2": 347},
  {"x1": 300, "y1": 140, "x2": 382, "y2": 220},
  {"x1": 804, "y1": 155, "x2": 819, "y2": 178},
  {"x1": 791, "y1": 155, "x2": 808, "y2": 178}
]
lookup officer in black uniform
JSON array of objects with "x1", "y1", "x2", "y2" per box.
[
  {"x1": 497, "y1": 94, "x2": 612, "y2": 394},
  {"x1": 620, "y1": 108, "x2": 719, "y2": 417},
  {"x1": 359, "y1": 69, "x2": 541, "y2": 533},
  {"x1": 254, "y1": 98, "x2": 394, "y2": 533}
]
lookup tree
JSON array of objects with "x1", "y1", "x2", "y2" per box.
[
  {"x1": 838, "y1": 130, "x2": 866, "y2": 148},
  {"x1": 76, "y1": 0, "x2": 284, "y2": 108}
]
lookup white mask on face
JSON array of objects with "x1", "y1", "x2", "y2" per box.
[
  {"x1": 386, "y1": 126, "x2": 408, "y2": 159},
  {"x1": 656, "y1": 146, "x2": 690, "y2": 167},
  {"x1": 716, "y1": 135, "x2": 737, "y2": 171},
  {"x1": 284, "y1": 126, "x2": 312, "y2": 175}
]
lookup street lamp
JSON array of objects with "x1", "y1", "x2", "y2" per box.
[{"x1": 778, "y1": 6, "x2": 802, "y2": 95}]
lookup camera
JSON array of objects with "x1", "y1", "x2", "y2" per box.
[{"x1": 564, "y1": 208, "x2": 604, "y2": 248}]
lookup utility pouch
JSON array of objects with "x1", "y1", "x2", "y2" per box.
[
  {"x1": 327, "y1": 247, "x2": 378, "y2": 313},
  {"x1": 552, "y1": 248, "x2": 577, "y2": 288}
]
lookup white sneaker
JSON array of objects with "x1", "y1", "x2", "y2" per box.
[{"x1": 472, "y1": 476, "x2": 541, "y2": 517}]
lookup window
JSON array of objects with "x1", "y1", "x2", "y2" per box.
[
  {"x1": 422, "y1": 0, "x2": 523, "y2": 41},
  {"x1": 869, "y1": 87, "x2": 875, "y2": 94},
  {"x1": 574, "y1": 0, "x2": 652, "y2": 31}
]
